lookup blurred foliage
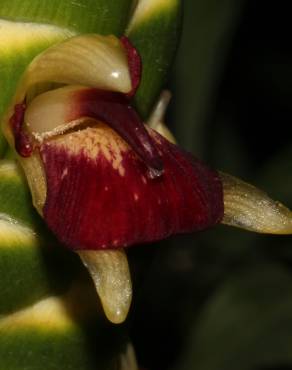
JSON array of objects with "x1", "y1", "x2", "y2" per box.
[{"x1": 129, "y1": 1, "x2": 292, "y2": 369}]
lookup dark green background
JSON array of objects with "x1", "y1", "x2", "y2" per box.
[{"x1": 129, "y1": 1, "x2": 292, "y2": 369}]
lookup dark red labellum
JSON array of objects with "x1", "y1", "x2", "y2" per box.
[{"x1": 40, "y1": 127, "x2": 224, "y2": 251}]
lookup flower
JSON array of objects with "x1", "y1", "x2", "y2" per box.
[{"x1": 3, "y1": 34, "x2": 292, "y2": 324}]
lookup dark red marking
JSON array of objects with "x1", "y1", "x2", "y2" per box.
[
  {"x1": 120, "y1": 36, "x2": 142, "y2": 97},
  {"x1": 41, "y1": 129, "x2": 223, "y2": 251},
  {"x1": 71, "y1": 88, "x2": 163, "y2": 175},
  {"x1": 9, "y1": 103, "x2": 33, "y2": 157}
]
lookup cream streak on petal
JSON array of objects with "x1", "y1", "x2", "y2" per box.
[{"x1": 44, "y1": 123, "x2": 127, "y2": 177}]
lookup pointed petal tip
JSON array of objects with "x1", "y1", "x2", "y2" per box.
[
  {"x1": 78, "y1": 249, "x2": 132, "y2": 324},
  {"x1": 221, "y1": 172, "x2": 292, "y2": 235}
]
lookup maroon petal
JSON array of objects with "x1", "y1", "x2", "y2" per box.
[
  {"x1": 10, "y1": 103, "x2": 33, "y2": 157},
  {"x1": 40, "y1": 124, "x2": 223, "y2": 251},
  {"x1": 120, "y1": 36, "x2": 142, "y2": 97},
  {"x1": 11, "y1": 87, "x2": 163, "y2": 174},
  {"x1": 72, "y1": 88, "x2": 163, "y2": 175}
]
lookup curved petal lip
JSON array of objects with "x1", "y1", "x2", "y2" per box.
[
  {"x1": 120, "y1": 36, "x2": 141, "y2": 97},
  {"x1": 9, "y1": 103, "x2": 33, "y2": 157},
  {"x1": 40, "y1": 124, "x2": 224, "y2": 251}
]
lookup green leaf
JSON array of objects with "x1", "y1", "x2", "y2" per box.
[
  {"x1": 178, "y1": 263, "x2": 292, "y2": 370},
  {"x1": 127, "y1": 0, "x2": 182, "y2": 118},
  {"x1": 0, "y1": 291, "x2": 130, "y2": 370},
  {"x1": 0, "y1": 160, "x2": 80, "y2": 313},
  {"x1": 256, "y1": 145, "x2": 292, "y2": 206},
  {"x1": 172, "y1": 0, "x2": 245, "y2": 155},
  {"x1": 0, "y1": 160, "x2": 129, "y2": 366},
  {"x1": 0, "y1": 160, "x2": 41, "y2": 227},
  {"x1": 0, "y1": 0, "x2": 134, "y2": 35},
  {"x1": 0, "y1": 212, "x2": 80, "y2": 314}
]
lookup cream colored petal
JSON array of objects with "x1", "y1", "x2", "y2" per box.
[
  {"x1": 221, "y1": 172, "x2": 292, "y2": 234},
  {"x1": 148, "y1": 90, "x2": 176, "y2": 144},
  {"x1": 24, "y1": 85, "x2": 87, "y2": 139},
  {"x1": 78, "y1": 249, "x2": 132, "y2": 324},
  {"x1": 10, "y1": 34, "x2": 131, "y2": 107}
]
